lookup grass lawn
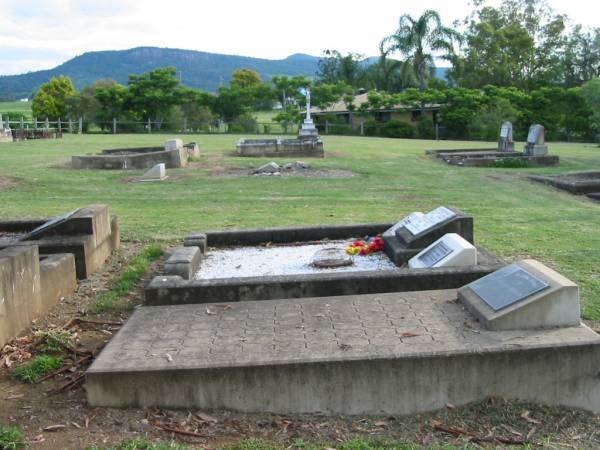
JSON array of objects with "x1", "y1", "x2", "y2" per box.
[
  {"x1": 0, "y1": 134, "x2": 598, "y2": 319},
  {"x1": 0, "y1": 100, "x2": 32, "y2": 118}
]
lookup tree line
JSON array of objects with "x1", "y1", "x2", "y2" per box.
[{"x1": 23, "y1": 0, "x2": 600, "y2": 140}]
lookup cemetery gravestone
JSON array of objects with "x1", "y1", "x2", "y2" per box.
[
  {"x1": 498, "y1": 121, "x2": 514, "y2": 152},
  {"x1": 458, "y1": 259, "x2": 580, "y2": 330},
  {"x1": 311, "y1": 247, "x2": 353, "y2": 268},
  {"x1": 383, "y1": 206, "x2": 474, "y2": 265},
  {"x1": 408, "y1": 233, "x2": 477, "y2": 269},
  {"x1": 524, "y1": 124, "x2": 548, "y2": 156},
  {"x1": 133, "y1": 163, "x2": 168, "y2": 182}
]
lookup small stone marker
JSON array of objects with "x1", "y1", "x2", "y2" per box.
[
  {"x1": 524, "y1": 124, "x2": 548, "y2": 156},
  {"x1": 408, "y1": 233, "x2": 477, "y2": 269},
  {"x1": 402, "y1": 206, "x2": 457, "y2": 236},
  {"x1": 311, "y1": 247, "x2": 353, "y2": 268},
  {"x1": 458, "y1": 259, "x2": 580, "y2": 330},
  {"x1": 133, "y1": 163, "x2": 167, "y2": 182},
  {"x1": 164, "y1": 139, "x2": 183, "y2": 151},
  {"x1": 498, "y1": 121, "x2": 514, "y2": 152},
  {"x1": 382, "y1": 212, "x2": 425, "y2": 239}
]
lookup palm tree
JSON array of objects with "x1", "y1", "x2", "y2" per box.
[{"x1": 381, "y1": 10, "x2": 459, "y2": 90}]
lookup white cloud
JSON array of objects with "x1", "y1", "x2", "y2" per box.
[{"x1": 0, "y1": 0, "x2": 598, "y2": 75}]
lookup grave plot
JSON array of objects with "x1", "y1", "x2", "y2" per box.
[
  {"x1": 145, "y1": 211, "x2": 504, "y2": 306},
  {"x1": 88, "y1": 261, "x2": 600, "y2": 414},
  {"x1": 529, "y1": 171, "x2": 600, "y2": 200},
  {"x1": 426, "y1": 122, "x2": 559, "y2": 167},
  {"x1": 72, "y1": 139, "x2": 200, "y2": 170},
  {"x1": 0, "y1": 204, "x2": 120, "y2": 279}
]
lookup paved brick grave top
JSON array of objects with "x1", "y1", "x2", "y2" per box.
[{"x1": 90, "y1": 289, "x2": 599, "y2": 374}]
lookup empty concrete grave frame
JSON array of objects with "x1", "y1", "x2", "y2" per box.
[{"x1": 458, "y1": 259, "x2": 580, "y2": 331}]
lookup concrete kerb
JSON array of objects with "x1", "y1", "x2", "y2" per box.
[{"x1": 165, "y1": 247, "x2": 202, "y2": 280}]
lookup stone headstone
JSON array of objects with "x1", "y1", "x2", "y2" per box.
[
  {"x1": 408, "y1": 233, "x2": 477, "y2": 269},
  {"x1": 311, "y1": 247, "x2": 353, "y2": 268},
  {"x1": 402, "y1": 206, "x2": 457, "y2": 236},
  {"x1": 382, "y1": 212, "x2": 425, "y2": 239},
  {"x1": 134, "y1": 163, "x2": 167, "y2": 182},
  {"x1": 164, "y1": 139, "x2": 183, "y2": 151},
  {"x1": 524, "y1": 124, "x2": 548, "y2": 156},
  {"x1": 498, "y1": 121, "x2": 514, "y2": 152},
  {"x1": 458, "y1": 259, "x2": 580, "y2": 330}
]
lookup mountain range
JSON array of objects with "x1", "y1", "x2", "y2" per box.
[{"x1": 0, "y1": 47, "x2": 449, "y2": 99}]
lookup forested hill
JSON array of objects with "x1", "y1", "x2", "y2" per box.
[{"x1": 0, "y1": 47, "x2": 322, "y2": 99}]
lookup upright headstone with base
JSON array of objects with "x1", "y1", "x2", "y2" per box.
[
  {"x1": 524, "y1": 124, "x2": 548, "y2": 156},
  {"x1": 498, "y1": 121, "x2": 514, "y2": 152},
  {"x1": 165, "y1": 139, "x2": 183, "y2": 151},
  {"x1": 298, "y1": 88, "x2": 319, "y2": 138}
]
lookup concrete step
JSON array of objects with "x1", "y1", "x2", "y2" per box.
[{"x1": 86, "y1": 290, "x2": 600, "y2": 415}]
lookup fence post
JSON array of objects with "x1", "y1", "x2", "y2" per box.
[
  {"x1": 183, "y1": 117, "x2": 187, "y2": 132},
  {"x1": 78, "y1": 117, "x2": 83, "y2": 134},
  {"x1": 34, "y1": 117, "x2": 38, "y2": 129},
  {"x1": 45, "y1": 118, "x2": 49, "y2": 129},
  {"x1": 20, "y1": 116, "x2": 24, "y2": 130},
  {"x1": 325, "y1": 121, "x2": 329, "y2": 135},
  {"x1": 147, "y1": 118, "x2": 151, "y2": 133},
  {"x1": 360, "y1": 121, "x2": 364, "y2": 136},
  {"x1": 57, "y1": 118, "x2": 62, "y2": 133},
  {"x1": 435, "y1": 123, "x2": 439, "y2": 141},
  {"x1": 113, "y1": 118, "x2": 117, "y2": 134},
  {"x1": 6, "y1": 115, "x2": 9, "y2": 129},
  {"x1": 68, "y1": 118, "x2": 73, "y2": 133}
]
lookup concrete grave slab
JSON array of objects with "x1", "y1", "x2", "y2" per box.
[
  {"x1": 458, "y1": 259, "x2": 580, "y2": 330},
  {"x1": 87, "y1": 289, "x2": 600, "y2": 414},
  {"x1": 165, "y1": 246, "x2": 202, "y2": 280}
]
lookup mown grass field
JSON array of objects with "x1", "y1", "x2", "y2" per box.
[
  {"x1": 0, "y1": 134, "x2": 598, "y2": 319},
  {"x1": 0, "y1": 100, "x2": 32, "y2": 117}
]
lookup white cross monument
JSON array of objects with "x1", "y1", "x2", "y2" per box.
[{"x1": 298, "y1": 88, "x2": 319, "y2": 138}]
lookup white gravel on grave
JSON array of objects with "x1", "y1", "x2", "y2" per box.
[{"x1": 194, "y1": 239, "x2": 398, "y2": 280}]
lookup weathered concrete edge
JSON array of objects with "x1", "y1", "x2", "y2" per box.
[
  {"x1": 86, "y1": 339, "x2": 600, "y2": 414},
  {"x1": 144, "y1": 258, "x2": 505, "y2": 305},
  {"x1": 200, "y1": 223, "x2": 393, "y2": 247}
]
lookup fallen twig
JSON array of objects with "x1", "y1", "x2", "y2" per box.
[
  {"x1": 153, "y1": 422, "x2": 209, "y2": 438},
  {"x1": 46, "y1": 374, "x2": 85, "y2": 395}
]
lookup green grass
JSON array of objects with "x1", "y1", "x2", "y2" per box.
[
  {"x1": 0, "y1": 425, "x2": 24, "y2": 450},
  {"x1": 93, "y1": 244, "x2": 164, "y2": 312},
  {"x1": 10, "y1": 355, "x2": 63, "y2": 383},
  {"x1": 0, "y1": 134, "x2": 599, "y2": 319},
  {"x1": 0, "y1": 100, "x2": 32, "y2": 118},
  {"x1": 87, "y1": 438, "x2": 192, "y2": 450}
]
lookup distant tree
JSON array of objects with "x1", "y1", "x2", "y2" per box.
[
  {"x1": 177, "y1": 87, "x2": 215, "y2": 130},
  {"x1": 581, "y1": 77, "x2": 600, "y2": 141},
  {"x1": 94, "y1": 83, "x2": 129, "y2": 126},
  {"x1": 311, "y1": 82, "x2": 353, "y2": 109},
  {"x1": 66, "y1": 79, "x2": 115, "y2": 124},
  {"x1": 315, "y1": 50, "x2": 368, "y2": 87},
  {"x1": 271, "y1": 75, "x2": 311, "y2": 111},
  {"x1": 563, "y1": 26, "x2": 600, "y2": 86},
  {"x1": 231, "y1": 69, "x2": 262, "y2": 89},
  {"x1": 124, "y1": 67, "x2": 181, "y2": 124},
  {"x1": 31, "y1": 75, "x2": 76, "y2": 120},
  {"x1": 381, "y1": 10, "x2": 458, "y2": 90},
  {"x1": 451, "y1": 0, "x2": 568, "y2": 90}
]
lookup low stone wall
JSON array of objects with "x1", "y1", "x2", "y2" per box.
[
  {"x1": 72, "y1": 147, "x2": 188, "y2": 170},
  {"x1": 0, "y1": 246, "x2": 76, "y2": 347},
  {"x1": 529, "y1": 172, "x2": 600, "y2": 194},
  {"x1": 237, "y1": 138, "x2": 324, "y2": 158}
]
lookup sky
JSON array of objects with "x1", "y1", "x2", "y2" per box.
[{"x1": 0, "y1": 0, "x2": 598, "y2": 76}]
